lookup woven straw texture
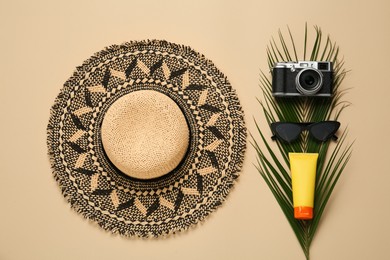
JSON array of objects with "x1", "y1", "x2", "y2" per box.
[
  {"x1": 101, "y1": 90, "x2": 190, "y2": 179},
  {"x1": 47, "y1": 40, "x2": 246, "y2": 237}
]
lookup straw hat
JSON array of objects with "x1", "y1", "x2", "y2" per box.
[{"x1": 47, "y1": 40, "x2": 246, "y2": 237}]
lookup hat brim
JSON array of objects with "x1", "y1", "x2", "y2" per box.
[{"x1": 47, "y1": 40, "x2": 246, "y2": 237}]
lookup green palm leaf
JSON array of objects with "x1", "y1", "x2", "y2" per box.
[{"x1": 253, "y1": 25, "x2": 353, "y2": 259}]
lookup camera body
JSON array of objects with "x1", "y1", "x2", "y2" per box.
[{"x1": 272, "y1": 61, "x2": 333, "y2": 97}]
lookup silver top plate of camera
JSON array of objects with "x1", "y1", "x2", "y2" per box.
[{"x1": 274, "y1": 61, "x2": 331, "y2": 72}]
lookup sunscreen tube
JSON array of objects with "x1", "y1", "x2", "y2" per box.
[{"x1": 289, "y1": 153, "x2": 319, "y2": 220}]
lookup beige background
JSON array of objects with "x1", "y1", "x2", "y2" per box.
[{"x1": 1, "y1": 0, "x2": 389, "y2": 259}]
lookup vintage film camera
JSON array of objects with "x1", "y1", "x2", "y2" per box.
[{"x1": 272, "y1": 61, "x2": 333, "y2": 97}]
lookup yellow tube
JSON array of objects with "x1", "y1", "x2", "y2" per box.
[{"x1": 289, "y1": 153, "x2": 318, "y2": 220}]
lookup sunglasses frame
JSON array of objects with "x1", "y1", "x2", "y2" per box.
[{"x1": 270, "y1": 121, "x2": 340, "y2": 143}]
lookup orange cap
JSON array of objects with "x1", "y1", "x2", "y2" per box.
[{"x1": 294, "y1": 206, "x2": 313, "y2": 220}]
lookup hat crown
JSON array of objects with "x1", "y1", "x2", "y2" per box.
[{"x1": 101, "y1": 90, "x2": 189, "y2": 180}]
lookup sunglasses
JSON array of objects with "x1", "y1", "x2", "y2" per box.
[{"x1": 270, "y1": 121, "x2": 340, "y2": 143}]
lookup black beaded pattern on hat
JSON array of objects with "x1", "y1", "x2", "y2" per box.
[{"x1": 47, "y1": 40, "x2": 246, "y2": 237}]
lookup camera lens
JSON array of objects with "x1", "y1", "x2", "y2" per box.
[
  {"x1": 295, "y1": 68, "x2": 323, "y2": 95},
  {"x1": 300, "y1": 71, "x2": 318, "y2": 88}
]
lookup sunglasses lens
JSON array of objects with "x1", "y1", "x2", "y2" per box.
[
  {"x1": 310, "y1": 121, "x2": 340, "y2": 141},
  {"x1": 275, "y1": 123, "x2": 302, "y2": 143}
]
